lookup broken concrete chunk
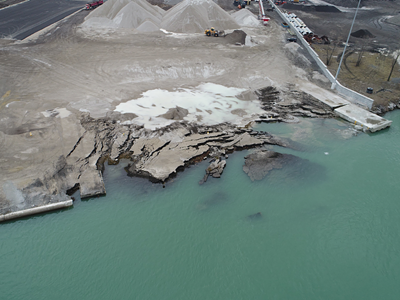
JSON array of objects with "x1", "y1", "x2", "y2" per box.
[{"x1": 79, "y1": 169, "x2": 106, "y2": 198}]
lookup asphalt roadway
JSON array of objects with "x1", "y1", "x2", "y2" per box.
[{"x1": 0, "y1": 0, "x2": 86, "y2": 40}]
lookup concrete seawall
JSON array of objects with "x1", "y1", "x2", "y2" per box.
[
  {"x1": 268, "y1": 0, "x2": 374, "y2": 109},
  {"x1": 0, "y1": 200, "x2": 73, "y2": 222}
]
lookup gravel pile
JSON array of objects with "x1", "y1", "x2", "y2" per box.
[
  {"x1": 224, "y1": 29, "x2": 247, "y2": 44},
  {"x1": 231, "y1": 8, "x2": 260, "y2": 27},
  {"x1": 82, "y1": 0, "x2": 163, "y2": 31},
  {"x1": 161, "y1": 0, "x2": 239, "y2": 33},
  {"x1": 83, "y1": 0, "x2": 239, "y2": 33}
]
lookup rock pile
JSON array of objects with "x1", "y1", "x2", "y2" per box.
[
  {"x1": 82, "y1": 0, "x2": 239, "y2": 33},
  {"x1": 224, "y1": 29, "x2": 247, "y2": 45},
  {"x1": 199, "y1": 158, "x2": 226, "y2": 184},
  {"x1": 231, "y1": 9, "x2": 260, "y2": 27}
]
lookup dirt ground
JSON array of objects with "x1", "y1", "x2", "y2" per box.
[
  {"x1": 278, "y1": 0, "x2": 400, "y2": 107},
  {"x1": 1, "y1": 4, "x2": 326, "y2": 210},
  {"x1": 313, "y1": 43, "x2": 400, "y2": 108},
  {"x1": 0, "y1": 0, "x2": 398, "y2": 213}
]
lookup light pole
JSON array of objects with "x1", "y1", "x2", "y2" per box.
[{"x1": 331, "y1": 0, "x2": 362, "y2": 89}]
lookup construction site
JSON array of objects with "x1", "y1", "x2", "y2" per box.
[{"x1": 0, "y1": 0, "x2": 399, "y2": 219}]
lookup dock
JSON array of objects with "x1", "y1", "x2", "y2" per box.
[
  {"x1": 299, "y1": 83, "x2": 391, "y2": 132},
  {"x1": 335, "y1": 104, "x2": 392, "y2": 132}
]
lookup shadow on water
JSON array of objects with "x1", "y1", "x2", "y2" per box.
[
  {"x1": 247, "y1": 152, "x2": 327, "y2": 187},
  {"x1": 278, "y1": 156, "x2": 327, "y2": 184},
  {"x1": 246, "y1": 212, "x2": 263, "y2": 220},
  {"x1": 196, "y1": 190, "x2": 229, "y2": 211}
]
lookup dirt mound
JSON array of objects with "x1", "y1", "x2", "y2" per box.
[
  {"x1": 351, "y1": 29, "x2": 375, "y2": 39},
  {"x1": 161, "y1": 0, "x2": 239, "y2": 33},
  {"x1": 224, "y1": 29, "x2": 246, "y2": 45},
  {"x1": 231, "y1": 9, "x2": 260, "y2": 27}
]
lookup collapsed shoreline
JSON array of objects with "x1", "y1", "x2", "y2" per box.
[{"x1": 0, "y1": 0, "x2": 397, "y2": 221}]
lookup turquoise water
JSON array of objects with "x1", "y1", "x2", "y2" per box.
[{"x1": 1, "y1": 113, "x2": 400, "y2": 300}]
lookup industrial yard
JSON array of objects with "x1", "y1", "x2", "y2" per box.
[{"x1": 0, "y1": 0, "x2": 399, "y2": 219}]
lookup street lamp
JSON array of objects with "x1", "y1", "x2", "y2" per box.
[{"x1": 331, "y1": 0, "x2": 362, "y2": 89}]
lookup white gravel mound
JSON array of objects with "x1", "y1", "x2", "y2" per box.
[
  {"x1": 113, "y1": 2, "x2": 161, "y2": 28},
  {"x1": 83, "y1": 0, "x2": 163, "y2": 29},
  {"x1": 136, "y1": 19, "x2": 160, "y2": 32},
  {"x1": 153, "y1": 4, "x2": 166, "y2": 16},
  {"x1": 83, "y1": 0, "x2": 239, "y2": 34},
  {"x1": 161, "y1": 0, "x2": 239, "y2": 33},
  {"x1": 82, "y1": 17, "x2": 119, "y2": 28},
  {"x1": 231, "y1": 9, "x2": 260, "y2": 27}
]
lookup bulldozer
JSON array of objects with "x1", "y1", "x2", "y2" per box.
[{"x1": 205, "y1": 27, "x2": 219, "y2": 37}]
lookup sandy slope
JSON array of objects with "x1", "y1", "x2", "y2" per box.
[{"x1": 0, "y1": 4, "x2": 331, "y2": 213}]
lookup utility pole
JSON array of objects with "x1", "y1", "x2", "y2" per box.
[
  {"x1": 331, "y1": 0, "x2": 362, "y2": 89},
  {"x1": 387, "y1": 53, "x2": 400, "y2": 82}
]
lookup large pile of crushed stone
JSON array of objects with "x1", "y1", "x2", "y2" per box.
[
  {"x1": 82, "y1": 0, "x2": 239, "y2": 33},
  {"x1": 82, "y1": 0, "x2": 164, "y2": 31},
  {"x1": 160, "y1": 0, "x2": 239, "y2": 33},
  {"x1": 351, "y1": 29, "x2": 375, "y2": 39},
  {"x1": 231, "y1": 8, "x2": 260, "y2": 27}
]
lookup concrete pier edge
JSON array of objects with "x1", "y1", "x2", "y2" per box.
[{"x1": 0, "y1": 200, "x2": 73, "y2": 222}]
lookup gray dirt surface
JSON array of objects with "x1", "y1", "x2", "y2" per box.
[
  {"x1": 285, "y1": 0, "x2": 400, "y2": 50},
  {"x1": 0, "y1": 0, "x2": 371, "y2": 215}
]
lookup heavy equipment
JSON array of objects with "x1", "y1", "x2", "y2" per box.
[
  {"x1": 205, "y1": 27, "x2": 219, "y2": 37},
  {"x1": 86, "y1": 0, "x2": 103, "y2": 10},
  {"x1": 258, "y1": 0, "x2": 270, "y2": 25}
]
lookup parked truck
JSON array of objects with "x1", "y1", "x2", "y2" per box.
[{"x1": 86, "y1": 0, "x2": 104, "y2": 10}]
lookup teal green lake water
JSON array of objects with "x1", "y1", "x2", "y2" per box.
[{"x1": 1, "y1": 112, "x2": 400, "y2": 300}]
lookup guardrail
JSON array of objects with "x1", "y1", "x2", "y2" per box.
[{"x1": 268, "y1": 0, "x2": 374, "y2": 109}]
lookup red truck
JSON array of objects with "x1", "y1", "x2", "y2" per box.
[{"x1": 86, "y1": 0, "x2": 103, "y2": 10}]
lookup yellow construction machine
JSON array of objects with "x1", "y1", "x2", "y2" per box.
[{"x1": 205, "y1": 27, "x2": 219, "y2": 37}]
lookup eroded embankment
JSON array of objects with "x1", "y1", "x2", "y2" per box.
[{"x1": 0, "y1": 84, "x2": 337, "y2": 218}]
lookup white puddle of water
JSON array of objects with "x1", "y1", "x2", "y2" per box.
[{"x1": 115, "y1": 83, "x2": 262, "y2": 130}]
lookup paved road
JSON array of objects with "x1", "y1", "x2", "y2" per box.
[{"x1": 0, "y1": 0, "x2": 86, "y2": 39}]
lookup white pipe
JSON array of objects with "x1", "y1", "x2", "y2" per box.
[{"x1": 0, "y1": 200, "x2": 73, "y2": 222}]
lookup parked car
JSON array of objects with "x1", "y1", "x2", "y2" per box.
[{"x1": 287, "y1": 37, "x2": 297, "y2": 42}]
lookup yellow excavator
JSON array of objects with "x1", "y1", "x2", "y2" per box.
[{"x1": 205, "y1": 27, "x2": 219, "y2": 37}]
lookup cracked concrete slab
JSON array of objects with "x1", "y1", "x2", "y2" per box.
[{"x1": 334, "y1": 104, "x2": 392, "y2": 132}]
